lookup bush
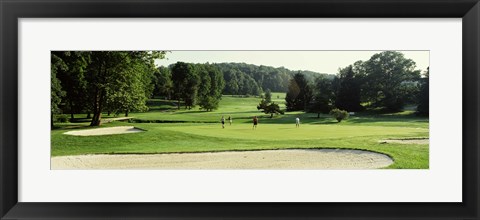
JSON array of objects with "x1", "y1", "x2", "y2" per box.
[
  {"x1": 55, "y1": 114, "x2": 69, "y2": 123},
  {"x1": 329, "y1": 108, "x2": 349, "y2": 122}
]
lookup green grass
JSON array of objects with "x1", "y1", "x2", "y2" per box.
[
  {"x1": 131, "y1": 95, "x2": 263, "y2": 122},
  {"x1": 51, "y1": 93, "x2": 429, "y2": 169}
]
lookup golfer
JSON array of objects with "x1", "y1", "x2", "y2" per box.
[
  {"x1": 228, "y1": 116, "x2": 232, "y2": 125},
  {"x1": 221, "y1": 116, "x2": 225, "y2": 129},
  {"x1": 295, "y1": 117, "x2": 300, "y2": 128},
  {"x1": 253, "y1": 116, "x2": 258, "y2": 130}
]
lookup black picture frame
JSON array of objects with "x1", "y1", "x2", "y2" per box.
[{"x1": 1, "y1": 0, "x2": 479, "y2": 219}]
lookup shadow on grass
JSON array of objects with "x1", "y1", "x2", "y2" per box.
[
  {"x1": 170, "y1": 110, "x2": 207, "y2": 114},
  {"x1": 346, "y1": 116, "x2": 428, "y2": 124},
  {"x1": 309, "y1": 121, "x2": 340, "y2": 125},
  {"x1": 52, "y1": 124, "x2": 91, "y2": 131},
  {"x1": 249, "y1": 112, "x2": 428, "y2": 125},
  {"x1": 148, "y1": 107, "x2": 177, "y2": 111}
]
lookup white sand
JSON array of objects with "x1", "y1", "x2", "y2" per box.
[
  {"x1": 379, "y1": 138, "x2": 429, "y2": 145},
  {"x1": 51, "y1": 149, "x2": 393, "y2": 170},
  {"x1": 64, "y1": 126, "x2": 143, "y2": 136}
]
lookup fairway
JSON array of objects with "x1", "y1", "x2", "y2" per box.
[
  {"x1": 132, "y1": 96, "x2": 263, "y2": 122},
  {"x1": 52, "y1": 94, "x2": 429, "y2": 169}
]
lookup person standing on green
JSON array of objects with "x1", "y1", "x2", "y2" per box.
[
  {"x1": 221, "y1": 116, "x2": 225, "y2": 129},
  {"x1": 253, "y1": 116, "x2": 258, "y2": 130}
]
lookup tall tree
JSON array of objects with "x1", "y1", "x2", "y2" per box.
[
  {"x1": 196, "y1": 65, "x2": 212, "y2": 110},
  {"x1": 153, "y1": 66, "x2": 173, "y2": 99},
  {"x1": 362, "y1": 51, "x2": 421, "y2": 111},
  {"x1": 53, "y1": 51, "x2": 90, "y2": 120},
  {"x1": 171, "y1": 62, "x2": 200, "y2": 109},
  {"x1": 105, "y1": 53, "x2": 158, "y2": 117},
  {"x1": 240, "y1": 75, "x2": 261, "y2": 96},
  {"x1": 195, "y1": 64, "x2": 225, "y2": 111},
  {"x1": 205, "y1": 64, "x2": 225, "y2": 110},
  {"x1": 206, "y1": 64, "x2": 225, "y2": 101},
  {"x1": 285, "y1": 73, "x2": 312, "y2": 111},
  {"x1": 223, "y1": 69, "x2": 239, "y2": 95},
  {"x1": 334, "y1": 64, "x2": 364, "y2": 112},
  {"x1": 50, "y1": 53, "x2": 67, "y2": 128},
  {"x1": 86, "y1": 51, "x2": 165, "y2": 126},
  {"x1": 417, "y1": 67, "x2": 429, "y2": 115},
  {"x1": 264, "y1": 89, "x2": 272, "y2": 103},
  {"x1": 197, "y1": 66, "x2": 211, "y2": 92},
  {"x1": 309, "y1": 75, "x2": 335, "y2": 117}
]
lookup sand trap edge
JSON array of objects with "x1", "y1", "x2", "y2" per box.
[
  {"x1": 63, "y1": 126, "x2": 145, "y2": 136},
  {"x1": 51, "y1": 148, "x2": 394, "y2": 170}
]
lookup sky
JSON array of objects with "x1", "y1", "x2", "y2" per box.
[{"x1": 155, "y1": 51, "x2": 429, "y2": 74}]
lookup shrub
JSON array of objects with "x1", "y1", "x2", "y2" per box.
[
  {"x1": 257, "y1": 100, "x2": 284, "y2": 118},
  {"x1": 55, "y1": 114, "x2": 69, "y2": 123},
  {"x1": 329, "y1": 108, "x2": 349, "y2": 122}
]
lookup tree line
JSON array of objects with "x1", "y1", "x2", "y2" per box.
[
  {"x1": 52, "y1": 52, "x2": 229, "y2": 127},
  {"x1": 152, "y1": 62, "x2": 331, "y2": 106},
  {"x1": 215, "y1": 63, "x2": 331, "y2": 95},
  {"x1": 285, "y1": 51, "x2": 429, "y2": 116},
  {"x1": 153, "y1": 62, "x2": 225, "y2": 111}
]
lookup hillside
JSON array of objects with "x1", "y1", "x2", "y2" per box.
[{"x1": 213, "y1": 62, "x2": 333, "y2": 94}]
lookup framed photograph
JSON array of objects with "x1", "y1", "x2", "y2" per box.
[{"x1": 1, "y1": 0, "x2": 479, "y2": 219}]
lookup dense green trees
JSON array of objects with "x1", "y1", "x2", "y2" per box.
[
  {"x1": 362, "y1": 51, "x2": 421, "y2": 111},
  {"x1": 159, "y1": 62, "x2": 328, "y2": 105},
  {"x1": 215, "y1": 63, "x2": 331, "y2": 95},
  {"x1": 171, "y1": 62, "x2": 200, "y2": 109},
  {"x1": 152, "y1": 66, "x2": 173, "y2": 99},
  {"x1": 333, "y1": 64, "x2": 364, "y2": 112},
  {"x1": 297, "y1": 51, "x2": 427, "y2": 115},
  {"x1": 221, "y1": 68, "x2": 262, "y2": 96},
  {"x1": 309, "y1": 75, "x2": 335, "y2": 117},
  {"x1": 52, "y1": 51, "x2": 166, "y2": 126},
  {"x1": 165, "y1": 62, "x2": 226, "y2": 111},
  {"x1": 50, "y1": 53, "x2": 67, "y2": 128},
  {"x1": 105, "y1": 54, "x2": 157, "y2": 117},
  {"x1": 86, "y1": 51, "x2": 163, "y2": 125},
  {"x1": 285, "y1": 73, "x2": 312, "y2": 111},
  {"x1": 196, "y1": 64, "x2": 225, "y2": 111},
  {"x1": 417, "y1": 67, "x2": 429, "y2": 115},
  {"x1": 51, "y1": 51, "x2": 91, "y2": 122},
  {"x1": 52, "y1": 52, "x2": 90, "y2": 120}
]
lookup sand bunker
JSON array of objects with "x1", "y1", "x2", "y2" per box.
[
  {"x1": 51, "y1": 149, "x2": 393, "y2": 169},
  {"x1": 64, "y1": 126, "x2": 143, "y2": 136},
  {"x1": 379, "y1": 138, "x2": 429, "y2": 145}
]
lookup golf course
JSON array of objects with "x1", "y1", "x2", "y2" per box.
[
  {"x1": 51, "y1": 93, "x2": 429, "y2": 169},
  {"x1": 51, "y1": 51, "x2": 429, "y2": 169}
]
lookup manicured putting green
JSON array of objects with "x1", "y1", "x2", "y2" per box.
[{"x1": 162, "y1": 123, "x2": 427, "y2": 141}]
